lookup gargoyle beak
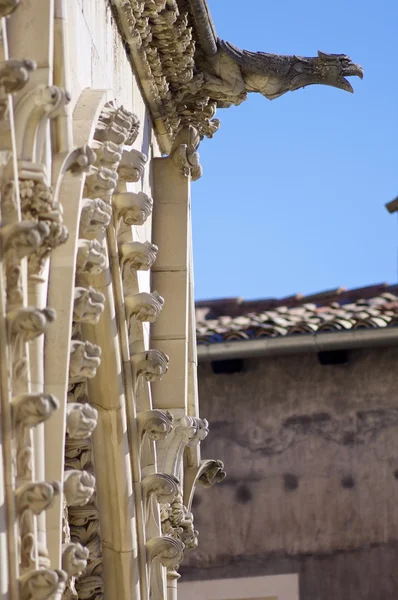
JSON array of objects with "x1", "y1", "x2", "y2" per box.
[{"x1": 341, "y1": 63, "x2": 364, "y2": 93}]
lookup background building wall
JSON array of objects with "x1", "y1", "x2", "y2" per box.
[{"x1": 181, "y1": 346, "x2": 398, "y2": 600}]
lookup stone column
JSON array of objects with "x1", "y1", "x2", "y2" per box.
[{"x1": 150, "y1": 157, "x2": 190, "y2": 412}]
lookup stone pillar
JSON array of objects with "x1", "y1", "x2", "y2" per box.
[{"x1": 150, "y1": 157, "x2": 190, "y2": 411}]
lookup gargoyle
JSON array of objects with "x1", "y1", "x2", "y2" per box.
[{"x1": 187, "y1": 0, "x2": 363, "y2": 108}]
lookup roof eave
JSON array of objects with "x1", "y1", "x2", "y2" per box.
[{"x1": 197, "y1": 327, "x2": 398, "y2": 362}]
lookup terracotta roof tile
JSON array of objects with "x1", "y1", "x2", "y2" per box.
[{"x1": 196, "y1": 283, "x2": 398, "y2": 345}]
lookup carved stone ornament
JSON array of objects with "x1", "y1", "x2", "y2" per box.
[
  {"x1": 15, "y1": 85, "x2": 70, "y2": 164},
  {"x1": 160, "y1": 493, "x2": 198, "y2": 551},
  {"x1": 64, "y1": 470, "x2": 96, "y2": 507},
  {"x1": 7, "y1": 307, "x2": 56, "y2": 342},
  {"x1": 12, "y1": 393, "x2": 59, "y2": 429},
  {"x1": 0, "y1": 59, "x2": 36, "y2": 119},
  {"x1": 119, "y1": 240, "x2": 158, "y2": 272},
  {"x1": 142, "y1": 473, "x2": 180, "y2": 507},
  {"x1": 91, "y1": 140, "x2": 122, "y2": 167},
  {"x1": 0, "y1": 0, "x2": 21, "y2": 18},
  {"x1": 65, "y1": 145, "x2": 97, "y2": 175},
  {"x1": 169, "y1": 125, "x2": 202, "y2": 180},
  {"x1": 184, "y1": 459, "x2": 226, "y2": 511},
  {"x1": 66, "y1": 403, "x2": 98, "y2": 440},
  {"x1": 69, "y1": 340, "x2": 102, "y2": 382},
  {"x1": 159, "y1": 415, "x2": 209, "y2": 478},
  {"x1": 137, "y1": 409, "x2": 174, "y2": 442},
  {"x1": 125, "y1": 291, "x2": 164, "y2": 323},
  {"x1": 147, "y1": 534, "x2": 185, "y2": 569},
  {"x1": 80, "y1": 198, "x2": 112, "y2": 235},
  {"x1": 84, "y1": 166, "x2": 118, "y2": 200},
  {"x1": 76, "y1": 239, "x2": 107, "y2": 276},
  {"x1": 73, "y1": 286, "x2": 105, "y2": 325},
  {"x1": 0, "y1": 221, "x2": 51, "y2": 260},
  {"x1": 113, "y1": 191, "x2": 153, "y2": 226},
  {"x1": 19, "y1": 568, "x2": 67, "y2": 600},
  {"x1": 131, "y1": 349, "x2": 169, "y2": 382},
  {"x1": 62, "y1": 542, "x2": 90, "y2": 577},
  {"x1": 94, "y1": 102, "x2": 140, "y2": 146},
  {"x1": 117, "y1": 148, "x2": 147, "y2": 183},
  {"x1": 16, "y1": 481, "x2": 60, "y2": 515}
]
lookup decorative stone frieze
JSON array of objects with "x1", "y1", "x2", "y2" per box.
[
  {"x1": 79, "y1": 198, "x2": 113, "y2": 236},
  {"x1": 113, "y1": 191, "x2": 153, "y2": 226},
  {"x1": 73, "y1": 286, "x2": 106, "y2": 324},
  {"x1": 76, "y1": 239, "x2": 108, "y2": 276},
  {"x1": 69, "y1": 340, "x2": 101, "y2": 382},
  {"x1": 63, "y1": 470, "x2": 96, "y2": 507},
  {"x1": 131, "y1": 349, "x2": 169, "y2": 382},
  {"x1": 125, "y1": 290, "x2": 164, "y2": 323},
  {"x1": 66, "y1": 403, "x2": 98, "y2": 440},
  {"x1": 117, "y1": 148, "x2": 147, "y2": 183}
]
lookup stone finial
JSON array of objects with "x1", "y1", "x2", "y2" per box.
[
  {"x1": 7, "y1": 307, "x2": 56, "y2": 342},
  {"x1": 16, "y1": 481, "x2": 60, "y2": 515},
  {"x1": 113, "y1": 192, "x2": 153, "y2": 226},
  {"x1": 131, "y1": 349, "x2": 169, "y2": 382},
  {"x1": 76, "y1": 239, "x2": 107, "y2": 276},
  {"x1": 125, "y1": 291, "x2": 164, "y2": 323},
  {"x1": 80, "y1": 198, "x2": 112, "y2": 235},
  {"x1": 118, "y1": 149, "x2": 147, "y2": 182},
  {"x1": 62, "y1": 542, "x2": 89, "y2": 577},
  {"x1": 198, "y1": 459, "x2": 226, "y2": 487},
  {"x1": 19, "y1": 569, "x2": 67, "y2": 600},
  {"x1": 137, "y1": 409, "x2": 174, "y2": 442},
  {"x1": 73, "y1": 286, "x2": 105, "y2": 324},
  {"x1": 64, "y1": 470, "x2": 96, "y2": 507},
  {"x1": 66, "y1": 403, "x2": 98, "y2": 440},
  {"x1": 69, "y1": 340, "x2": 101, "y2": 382},
  {"x1": 119, "y1": 240, "x2": 158, "y2": 272},
  {"x1": 12, "y1": 393, "x2": 59, "y2": 429}
]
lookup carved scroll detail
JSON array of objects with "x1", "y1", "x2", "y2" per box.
[
  {"x1": 79, "y1": 198, "x2": 112, "y2": 235},
  {"x1": 73, "y1": 287, "x2": 105, "y2": 325},
  {"x1": 62, "y1": 542, "x2": 89, "y2": 577},
  {"x1": 119, "y1": 240, "x2": 158, "y2": 272},
  {"x1": 137, "y1": 409, "x2": 174, "y2": 442},
  {"x1": 69, "y1": 341, "x2": 101, "y2": 383},
  {"x1": 64, "y1": 470, "x2": 96, "y2": 507},
  {"x1": 19, "y1": 569, "x2": 67, "y2": 600},
  {"x1": 66, "y1": 403, "x2": 98, "y2": 440},
  {"x1": 76, "y1": 239, "x2": 107, "y2": 276},
  {"x1": 117, "y1": 148, "x2": 147, "y2": 182}
]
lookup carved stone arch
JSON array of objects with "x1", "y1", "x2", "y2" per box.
[{"x1": 43, "y1": 89, "x2": 109, "y2": 569}]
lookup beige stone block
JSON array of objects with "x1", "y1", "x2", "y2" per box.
[
  {"x1": 151, "y1": 339, "x2": 188, "y2": 410},
  {"x1": 151, "y1": 202, "x2": 189, "y2": 270},
  {"x1": 151, "y1": 270, "x2": 188, "y2": 340},
  {"x1": 102, "y1": 547, "x2": 140, "y2": 600},
  {"x1": 153, "y1": 157, "x2": 190, "y2": 204}
]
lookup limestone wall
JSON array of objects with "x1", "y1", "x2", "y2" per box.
[{"x1": 181, "y1": 346, "x2": 398, "y2": 600}]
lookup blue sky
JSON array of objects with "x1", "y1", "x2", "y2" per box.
[{"x1": 192, "y1": 0, "x2": 398, "y2": 301}]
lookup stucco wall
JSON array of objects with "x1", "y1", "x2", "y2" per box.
[{"x1": 181, "y1": 346, "x2": 398, "y2": 600}]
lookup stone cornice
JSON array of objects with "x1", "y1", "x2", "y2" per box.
[{"x1": 110, "y1": 0, "x2": 219, "y2": 154}]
